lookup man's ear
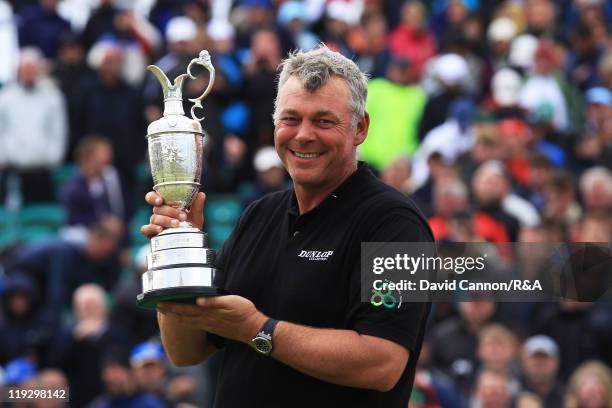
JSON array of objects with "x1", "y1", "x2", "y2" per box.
[{"x1": 354, "y1": 111, "x2": 370, "y2": 146}]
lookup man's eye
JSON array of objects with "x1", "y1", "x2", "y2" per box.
[
  {"x1": 282, "y1": 117, "x2": 299, "y2": 124},
  {"x1": 317, "y1": 119, "x2": 334, "y2": 126}
]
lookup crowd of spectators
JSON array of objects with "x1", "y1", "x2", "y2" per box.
[{"x1": 0, "y1": 0, "x2": 611, "y2": 407}]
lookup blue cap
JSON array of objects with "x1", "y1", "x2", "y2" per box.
[
  {"x1": 278, "y1": 1, "x2": 307, "y2": 26},
  {"x1": 585, "y1": 87, "x2": 612, "y2": 106},
  {"x1": 4, "y1": 358, "x2": 36, "y2": 385},
  {"x1": 130, "y1": 342, "x2": 165, "y2": 367},
  {"x1": 241, "y1": 0, "x2": 273, "y2": 8}
]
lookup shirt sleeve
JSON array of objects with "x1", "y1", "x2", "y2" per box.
[{"x1": 345, "y1": 208, "x2": 433, "y2": 352}]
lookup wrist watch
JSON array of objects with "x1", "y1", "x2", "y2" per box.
[{"x1": 251, "y1": 318, "x2": 278, "y2": 355}]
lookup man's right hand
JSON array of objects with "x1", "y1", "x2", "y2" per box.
[{"x1": 140, "y1": 191, "x2": 206, "y2": 238}]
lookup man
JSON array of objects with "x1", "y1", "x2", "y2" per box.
[
  {"x1": 141, "y1": 47, "x2": 432, "y2": 407},
  {"x1": 520, "y1": 335, "x2": 564, "y2": 408},
  {"x1": 0, "y1": 46, "x2": 67, "y2": 203}
]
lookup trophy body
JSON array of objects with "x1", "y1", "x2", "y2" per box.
[{"x1": 137, "y1": 51, "x2": 224, "y2": 309}]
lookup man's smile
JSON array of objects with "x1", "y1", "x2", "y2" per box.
[{"x1": 289, "y1": 149, "x2": 324, "y2": 159}]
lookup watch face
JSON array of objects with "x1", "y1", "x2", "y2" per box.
[{"x1": 253, "y1": 337, "x2": 272, "y2": 354}]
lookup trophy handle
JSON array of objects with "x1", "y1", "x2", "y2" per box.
[{"x1": 186, "y1": 50, "x2": 216, "y2": 122}]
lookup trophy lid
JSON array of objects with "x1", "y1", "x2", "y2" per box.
[{"x1": 146, "y1": 50, "x2": 215, "y2": 137}]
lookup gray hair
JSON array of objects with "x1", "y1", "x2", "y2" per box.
[
  {"x1": 273, "y1": 46, "x2": 368, "y2": 128},
  {"x1": 580, "y1": 166, "x2": 612, "y2": 195}
]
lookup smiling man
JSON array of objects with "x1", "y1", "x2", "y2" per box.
[{"x1": 141, "y1": 46, "x2": 433, "y2": 408}]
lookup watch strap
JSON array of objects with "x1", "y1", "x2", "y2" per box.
[{"x1": 259, "y1": 318, "x2": 278, "y2": 338}]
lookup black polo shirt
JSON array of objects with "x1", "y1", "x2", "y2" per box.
[{"x1": 211, "y1": 163, "x2": 433, "y2": 408}]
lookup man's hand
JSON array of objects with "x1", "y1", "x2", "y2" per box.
[
  {"x1": 157, "y1": 295, "x2": 267, "y2": 344},
  {"x1": 140, "y1": 191, "x2": 206, "y2": 238}
]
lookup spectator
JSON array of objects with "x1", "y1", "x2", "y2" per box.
[
  {"x1": 566, "y1": 21, "x2": 606, "y2": 92},
  {"x1": 74, "y1": 41, "x2": 146, "y2": 191},
  {"x1": 515, "y1": 392, "x2": 544, "y2": 408},
  {"x1": 470, "y1": 369, "x2": 514, "y2": 408},
  {"x1": 60, "y1": 136, "x2": 125, "y2": 227},
  {"x1": 578, "y1": 166, "x2": 612, "y2": 216},
  {"x1": 17, "y1": 0, "x2": 71, "y2": 59},
  {"x1": 531, "y1": 300, "x2": 600, "y2": 381},
  {"x1": 487, "y1": 17, "x2": 518, "y2": 70},
  {"x1": 456, "y1": 123, "x2": 504, "y2": 183},
  {"x1": 565, "y1": 361, "x2": 612, "y2": 408},
  {"x1": 130, "y1": 342, "x2": 170, "y2": 403},
  {"x1": 542, "y1": 170, "x2": 582, "y2": 225},
  {"x1": 30, "y1": 369, "x2": 69, "y2": 408},
  {"x1": 80, "y1": 3, "x2": 160, "y2": 85},
  {"x1": 410, "y1": 152, "x2": 459, "y2": 217},
  {"x1": 359, "y1": 57, "x2": 426, "y2": 171},
  {"x1": 471, "y1": 161, "x2": 522, "y2": 241},
  {"x1": 520, "y1": 335, "x2": 564, "y2": 408},
  {"x1": 52, "y1": 33, "x2": 93, "y2": 160},
  {"x1": 242, "y1": 28, "x2": 282, "y2": 150},
  {"x1": 508, "y1": 34, "x2": 539, "y2": 75},
  {"x1": 411, "y1": 97, "x2": 476, "y2": 191},
  {"x1": 0, "y1": 272, "x2": 64, "y2": 366},
  {"x1": 351, "y1": 12, "x2": 390, "y2": 79},
  {"x1": 60, "y1": 283, "x2": 130, "y2": 407},
  {"x1": 519, "y1": 40, "x2": 572, "y2": 133},
  {"x1": 0, "y1": 47, "x2": 67, "y2": 203},
  {"x1": 430, "y1": 300, "x2": 497, "y2": 396},
  {"x1": 89, "y1": 350, "x2": 167, "y2": 408},
  {"x1": 9, "y1": 215, "x2": 124, "y2": 319},
  {"x1": 524, "y1": 0, "x2": 558, "y2": 39},
  {"x1": 428, "y1": 179, "x2": 470, "y2": 241},
  {"x1": 320, "y1": 1, "x2": 355, "y2": 56},
  {"x1": 419, "y1": 53, "x2": 470, "y2": 140},
  {"x1": 521, "y1": 335, "x2": 564, "y2": 408},
  {"x1": 476, "y1": 323, "x2": 520, "y2": 377},
  {"x1": 277, "y1": 1, "x2": 319, "y2": 52},
  {"x1": 483, "y1": 68, "x2": 525, "y2": 120},
  {"x1": 242, "y1": 146, "x2": 286, "y2": 206},
  {"x1": 388, "y1": 1, "x2": 436, "y2": 79}
]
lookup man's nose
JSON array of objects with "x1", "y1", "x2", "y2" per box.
[{"x1": 294, "y1": 120, "x2": 317, "y2": 143}]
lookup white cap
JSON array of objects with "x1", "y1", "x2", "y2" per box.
[
  {"x1": 207, "y1": 19, "x2": 235, "y2": 41},
  {"x1": 254, "y1": 146, "x2": 283, "y2": 172},
  {"x1": 523, "y1": 335, "x2": 559, "y2": 358},
  {"x1": 492, "y1": 68, "x2": 522, "y2": 106},
  {"x1": 166, "y1": 16, "x2": 198, "y2": 43},
  {"x1": 509, "y1": 34, "x2": 538, "y2": 70},
  {"x1": 86, "y1": 40, "x2": 121, "y2": 70},
  {"x1": 435, "y1": 53, "x2": 469, "y2": 86},
  {"x1": 326, "y1": 1, "x2": 361, "y2": 25},
  {"x1": 487, "y1": 17, "x2": 517, "y2": 43}
]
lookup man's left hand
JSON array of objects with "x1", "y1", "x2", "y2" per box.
[{"x1": 157, "y1": 296, "x2": 267, "y2": 344}]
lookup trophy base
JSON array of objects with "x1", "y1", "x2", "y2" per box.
[{"x1": 137, "y1": 286, "x2": 227, "y2": 309}]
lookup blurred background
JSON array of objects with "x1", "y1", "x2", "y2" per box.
[{"x1": 0, "y1": 0, "x2": 610, "y2": 407}]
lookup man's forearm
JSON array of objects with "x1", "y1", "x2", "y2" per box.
[
  {"x1": 158, "y1": 311, "x2": 215, "y2": 366},
  {"x1": 269, "y1": 321, "x2": 408, "y2": 392}
]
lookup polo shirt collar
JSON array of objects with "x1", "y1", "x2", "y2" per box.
[{"x1": 287, "y1": 161, "x2": 371, "y2": 217}]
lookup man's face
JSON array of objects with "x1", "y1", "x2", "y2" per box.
[
  {"x1": 274, "y1": 76, "x2": 368, "y2": 191},
  {"x1": 18, "y1": 62, "x2": 40, "y2": 88},
  {"x1": 522, "y1": 352, "x2": 558, "y2": 383}
]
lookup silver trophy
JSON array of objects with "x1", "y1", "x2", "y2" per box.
[{"x1": 137, "y1": 50, "x2": 224, "y2": 309}]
